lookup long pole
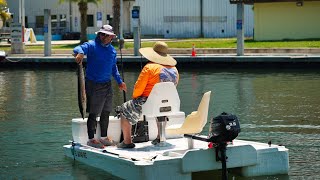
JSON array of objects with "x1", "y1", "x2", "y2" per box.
[
  {"x1": 120, "y1": 0, "x2": 123, "y2": 40},
  {"x1": 119, "y1": 38, "x2": 125, "y2": 142},
  {"x1": 119, "y1": 38, "x2": 126, "y2": 102},
  {"x1": 21, "y1": 0, "x2": 25, "y2": 27},
  {"x1": 200, "y1": 0, "x2": 203, "y2": 38},
  {"x1": 69, "y1": 1, "x2": 72, "y2": 32},
  {"x1": 236, "y1": 3, "x2": 244, "y2": 56}
]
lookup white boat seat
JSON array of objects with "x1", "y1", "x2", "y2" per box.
[
  {"x1": 141, "y1": 82, "x2": 182, "y2": 145},
  {"x1": 166, "y1": 91, "x2": 212, "y2": 136},
  {"x1": 141, "y1": 82, "x2": 181, "y2": 118}
]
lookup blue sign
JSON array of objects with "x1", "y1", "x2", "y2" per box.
[
  {"x1": 44, "y1": 25, "x2": 48, "y2": 33},
  {"x1": 132, "y1": 9, "x2": 139, "y2": 19},
  {"x1": 236, "y1": 20, "x2": 242, "y2": 30},
  {"x1": 97, "y1": 12, "x2": 102, "y2": 21}
]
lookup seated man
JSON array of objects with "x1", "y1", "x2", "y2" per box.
[{"x1": 117, "y1": 41, "x2": 179, "y2": 148}]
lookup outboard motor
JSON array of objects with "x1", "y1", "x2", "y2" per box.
[
  {"x1": 208, "y1": 112, "x2": 241, "y2": 144},
  {"x1": 184, "y1": 112, "x2": 240, "y2": 180},
  {"x1": 209, "y1": 112, "x2": 240, "y2": 180}
]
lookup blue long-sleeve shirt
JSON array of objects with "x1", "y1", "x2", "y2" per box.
[{"x1": 73, "y1": 37, "x2": 123, "y2": 84}]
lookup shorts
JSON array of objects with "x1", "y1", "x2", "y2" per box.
[
  {"x1": 120, "y1": 97, "x2": 148, "y2": 125},
  {"x1": 85, "y1": 80, "x2": 113, "y2": 114}
]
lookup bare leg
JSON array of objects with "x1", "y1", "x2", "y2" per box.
[{"x1": 120, "y1": 114, "x2": 132, "y2": 144}]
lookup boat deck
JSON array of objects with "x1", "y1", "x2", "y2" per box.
[{"x1": 64, "y1": 137, "x2": 289, "y2": 180}]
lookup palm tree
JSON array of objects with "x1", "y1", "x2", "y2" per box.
[
  {"x1": 59, "y1": 0, "x2": 102, "y2": 43},
  {"x1": 0, "y1": 0, "x2": 11, "y2": 28},
  {"x1": 112, "y1": 0, "x2": 120, "y2": 37}
]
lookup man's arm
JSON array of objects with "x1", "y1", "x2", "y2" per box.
[
  {"x1": 112, "y1": 56, "x2": 127, "y2": 92},
  {"x1": 73, "y1": 43, "x2": 90, "y2": 64}
]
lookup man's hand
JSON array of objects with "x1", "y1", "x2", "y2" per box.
[
  {"x1": 75, "y1": 53, "x2": 84, "y2": 64},
  {"x1": 119, "y1": 82, "x2": 127, "y2": 92}
]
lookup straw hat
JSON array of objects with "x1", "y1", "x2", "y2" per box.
[
  {"x1": 139, "y1": 41, "x2": 177, "y2": 66},
  {"x1": 95, "y1": 25, "x2": 116, "y2": 36}
]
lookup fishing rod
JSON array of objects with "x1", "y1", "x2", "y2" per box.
[
  {"x1": 119, "y1": 38, "x2": 126, "y2": 102},
  {"x1": 139, "y1": 34, "x2": 143, "y2": 70},
  {"x1": 119, "y1": 38, "x2": 125, "y2": 142}
]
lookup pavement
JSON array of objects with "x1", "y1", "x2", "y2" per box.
[
  {"x1": 1, "y1": 40, "x2": 320, "y2": 66},
  {"x1": 1, "y1": 39, "x2": 320, "y2": 57}
]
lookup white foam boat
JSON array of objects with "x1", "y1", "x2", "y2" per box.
[{"x1": 63, "y1": 82, "x2": 289, "y2": 179}]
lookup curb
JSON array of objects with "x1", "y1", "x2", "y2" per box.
[{"x1": 4, "y1": 48, "x2": 320, "y2": 56}]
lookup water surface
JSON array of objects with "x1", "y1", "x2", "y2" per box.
[{"x1": 0, "y1": 67, "x2": 319, "y2": 179}]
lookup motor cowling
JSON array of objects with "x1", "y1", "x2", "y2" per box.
[{"x1": 208, "y1": 112, "x2": 241, "y2": 143}]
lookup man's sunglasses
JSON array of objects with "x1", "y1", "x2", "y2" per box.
[{"x1": 100, "y1": 33, "x2": 109, "y2": 37}]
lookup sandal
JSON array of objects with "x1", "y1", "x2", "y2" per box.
[
  {"x1": 87, "y1": 139, "x2": 105, "y2": 149},
  {"x1": 151, "y1": 138, "x2": 160, "y2": 145},
  {"x1": 117, "y1": 141, "x2": 135, "y2": 149},
  {"x1": 100, "y1": 137, "x2": 116, "y2": 146}
]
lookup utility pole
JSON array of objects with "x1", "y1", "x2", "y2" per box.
[
  {"x1": 44, "y1": 9, "x2": 52, "y2": 56},
  {"x1": 11, "y1": 0, "x2": 25, "y2": 54},
  {"x1": 132, "y1": 6, "x2": 140, "y2": 56},
  {"x1": 21, "y1": 0, "x2": 25, "y2": 27},
  {"x1": 236, "y1": 3, "x2": 244, "y2": 56}
]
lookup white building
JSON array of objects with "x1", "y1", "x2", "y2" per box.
[{"x1": 7, "y1": 0, "x2": 253, "y2": 40}]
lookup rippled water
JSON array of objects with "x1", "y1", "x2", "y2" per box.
[{"x1": 0, "y1": 67, "x2": 319, "y2": 179}]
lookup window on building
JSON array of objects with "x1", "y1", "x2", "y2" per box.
[
  {"x1": 51, "y1": 15, "x2": 57, "y2": 28},
  {"x1": 60, "y1": 14, "x2": 67, "y2": 28},
  {"x1": 87, "y1": 14, "x2": 94, "y2": 27},
  {"x1": 25, "y1": 16, "x2": 28, "y2": 28},
  {"x1": 107, "y1": 14, "x2": 113, "y2": 27},
  {"x1": 36, "y1": 16, "x2": 44, "y2": 28}
]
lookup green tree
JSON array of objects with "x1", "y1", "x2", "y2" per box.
[
  {"x1": 59, "y1": 0, "x2": 102, "y2": 43},
  {"x1": 0, "y1": 0, "x2": 11, "y2": 27}
]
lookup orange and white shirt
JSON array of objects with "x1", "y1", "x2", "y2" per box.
[{"x1": 132, "y1": 62, "x2": 179, "y2": 99}]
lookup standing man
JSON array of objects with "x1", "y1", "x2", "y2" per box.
[{"x1": 73, "y1": 25, "x2": 127, "y2": 148}]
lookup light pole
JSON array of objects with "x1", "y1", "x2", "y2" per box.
[
  {"x1": 119, "y1": 0, "x2": 124, "y2": 40},
  {"x1": 18, "y1": 0, "x2": 25, "y2": 27},
  {"x1": 11, "y1": 0, "x2": 25, "y2": 54},
  {"x1": 21, "y1": 0, "x2": 25, "y2": 27}
]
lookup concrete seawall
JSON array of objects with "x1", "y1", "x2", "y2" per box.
[
  {"x1": 2, "y1": 54, "x2": 320, "y2": 68},
  {"x1": 2, "y1": 48, "x2": 320, "y2": 56}
]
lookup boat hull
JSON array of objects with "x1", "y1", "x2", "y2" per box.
[{"x1": 64, "y1": 137, "x2": 289, "y2": 179}]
